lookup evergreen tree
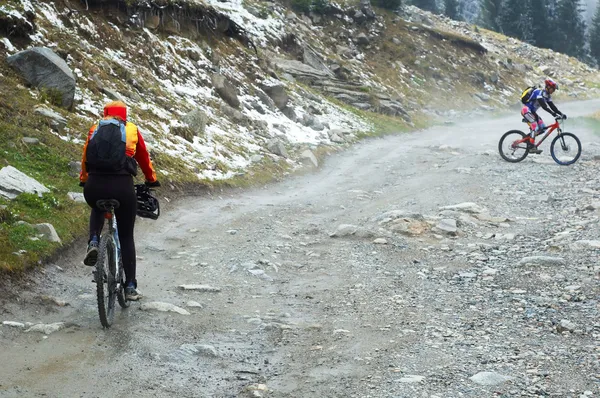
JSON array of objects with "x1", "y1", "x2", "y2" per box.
[
  {"x1": 529, "y1": 0, "x2": 553, "y2": 48},
  {"x1": 444, "y1": 0, "x2": 460, "y2": 20},
  {"x1": 412, "y1": 0, "x2": 437, "y2": 13},
  {"x1": 478, "y1": 0, "x2": 502, "y2": 30},
  {"x1": 590, "y1": 2, "x2": 600, "y2": 64},
  {"x1": 553, "y1": 0, "x2": 586, "y2": 58},
  {"x1": 498, "y1": 0, "x2": 528, "y2": 39}
]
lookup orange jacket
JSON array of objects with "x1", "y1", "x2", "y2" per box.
[{"x1": 80, "y1": 118, "x2": 157, "y2": 183}]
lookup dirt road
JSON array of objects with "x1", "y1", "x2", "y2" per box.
[{"x1": 1, "y1": 101, "x2": 600, "y2": 397}]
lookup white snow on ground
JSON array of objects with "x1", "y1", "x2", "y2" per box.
[
  {"x1": 200, "y1": 0, "x2": 286, "y2": 45},
  {"x1": 36, "y1": 2, "x2": 64, "y2": 29},
  {"x1": 7, "y1": 0, "x2": 373, "y2": 182},
  {"x1": 1, "y1": 38, "x2": 16, "y2": 53}
]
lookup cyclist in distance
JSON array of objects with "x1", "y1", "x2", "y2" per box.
[
  {"x1": 521, "y1": 78, "x2": 567, "y2": 153},
  {"x1": 79, "y1": 100, "x2": 160, "y2": 301}
]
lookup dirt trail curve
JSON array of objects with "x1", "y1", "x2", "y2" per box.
[{"x1": 1, "y1": 101, "x2": 600, "y2": 398}]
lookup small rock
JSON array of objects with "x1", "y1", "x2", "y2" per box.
[
  {"x1": 330, "y1": 224, "x2": 358, "y2": 237},
  {"x1": 67, "y1": 192, "x2": 86, "y2": 203},
  {"x1": 33, "y1": 223, "x2": 61, "y2": 243},
  {"x1": 186, "y1": 301, "x2": 203, "y2": 308},
  {"x1": 373, "y1": 238, "x2": 388, "y2": 244},
  {"x1": 436, "y1": 219, "x2": 458, "y2": 235},
  {"x1": 439, "y1": 202, "x2": 485, "y2": 214},
  {"x1": 22, "y1": 137, "x2": 40, "y2": 145},
  {"x1": 2, "y1": 321, "x2": 25, "y2": 329},
  {"x1": 178, "y1": 284, "x2": 222, "y2": 292},
  {"x1": 248, "y1": 268, "x2": 274, "y2": 281},
  {"x1": 518, "y1": 256, "x2": 566, "y2": 266},
  {"x1": 470, "y1": 371, "x2": 512, "y2": 386},
  {"x1": 139, "y1": 302, "x2": 190, "y2": 315},
  {"x1": 398, "y1": 375, "x2": 425, "y2": 383},
  {"x1": 180, "y1": 343, "x2": 218, "y2": 357},
  {"x1": 557, "y1": 319, "x2": 576, "y2": 333},
  {"x1": 25, "y1": 322, "x2": 65, "y2": 335}
]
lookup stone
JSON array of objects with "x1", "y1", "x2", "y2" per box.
[
  {"x1": 267, "y1": 139, "x2": 288, "y2": 158},
  {"x1": 68, "y1": 161, "x2": 81, "y2": 177},
  {"x1": 2, "y1": 321, "x2": 25, "y2": 328},
  {"x1": 470, "y1": 371, "x2": 512, "y2": 386},
  {"x1": 0, "y1": 166, "x2": 49, "y2": 200},
  {"x1": 255, "y1": 88, "x2": 277, "y2": 111},
  {"x1": 330, "y1": 224, "x2": 358, "y2": 237},
  {"x1": 518, "y1": 256, "x2": 566, "y2": 266},
  {"x1": 179, "y1": 343, "x2": 218, "y2": 357},
  {"x1": 171, "y1": 125, "x2": 194, "y2": 143},
  {"x1": 221, "y1": 104, "x2": 246, "y2": 123},
  {"x1": 67, "y1": 192, "x2": 86, "y2": 203},
  {"x1": 140, "y1": 302, "x2": 190, "y2": 315},
  {"x1": 182, "y1": 109, "x2": 208, "y2": 136},
  {"x1": 102, "y1": 88, "x2": 125, "y2": 102},
  {"x1": 556, "y1": 319, "x2": 576, "y2": 333},
  {"x1": 356, "y1": 33, "x2": 370, "y2": 45},
  {"x1": 373, "y1": 238, "x2": 388, "y2": 244},
  {"x1": 398, "y1": 375, "x2": 425, "y2": 383},
  {"x1": 302, "y1": 46, "x2": 334, "y2": 77},
  {"x1": 439, "y1": 202, "x2": 485, "y2": 214},
  {"x1": 34, "y1": 223, "x2": 61, "y2": 243},
  {"x1": 7, "y1": 47, "x2": 76, "y2": 109},
  {"x1": 572, "y1": 240, "x2": 600, "y2": 249},
  {"x1": 22, "y1": 137, "x2": 39, "y2": 145},
  {"x1": 281, "y1": 106, "x2": 297, "y2": 122},
  {"x1": 178, "y1": 284, "x2": 222, "y2": 292},
  {"x1": 25, "y1": 322, "x2": 65, "y2": 335},
  {"x1": 259, "y1": 83, "x2": 289, "y2": 110},
  {"x1": 299, "y1": 149, "x2": 319, "y2": 168},
  {"x1": 436, "y1": 219, "x2": 458, "y2": 235},
  {"x1": 145, "y1": 15, "x2": 160, "y2": 29},
  {"x1": 248, "y1": 268, "x2": 274, "y2": 281},
  {"x1": 186, "y1": 301, "x2": 203, "y2": 308},
  {"x1": 211, "y1": 73, "x2": 240, "y2": 109}
]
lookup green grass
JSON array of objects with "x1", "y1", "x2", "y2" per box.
[{"x1": 0, "y1": 62, "x2": 89, "y2": 271}]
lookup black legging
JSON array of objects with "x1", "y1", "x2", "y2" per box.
[{"x1": 84, "y1": 174, "x2": 137, "y2": 286}]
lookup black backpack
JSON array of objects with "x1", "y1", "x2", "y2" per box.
[{"x1": 86, "y1": 119, "x2": 129, "y2": 174}]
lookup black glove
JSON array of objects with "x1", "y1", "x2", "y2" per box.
[
  {"x1": 145, "y1": 180, "x2": 161, "y2": 187},
  {"x1": 561, "y1": 113, "x2": 567, "y2": 120},
  {"x1": 79, "y1": 182, "x2": 85, "y2": 187}
]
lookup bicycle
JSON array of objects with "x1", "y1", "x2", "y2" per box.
[
  {"x1": 94, "y1": 184, "x2": 160, "y2": 328},
  {"x1": 498, "y1": 117, "x2": 581, "y2": 165}
]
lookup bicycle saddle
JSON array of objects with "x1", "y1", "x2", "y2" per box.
[{"x1": 96, "y1": 199, "x2": 121, "y2": 211}]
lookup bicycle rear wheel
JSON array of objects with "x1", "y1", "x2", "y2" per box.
[
  {"x1": 96, "y1": 234, "x2": 117, "y2": 328},
  {"x1": 550, "y1": 132, "x2": 581, "y2": 165},
  {"x1": 116, "y1": 258, "x2": 129, "y2": 308},
  {"x1": 498, "y1": 130, "x2": 529, "y2": 163}
]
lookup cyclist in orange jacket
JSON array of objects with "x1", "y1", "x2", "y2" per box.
[{"x1": 80, "y1": 100, "x2": 160, "y2": 301}]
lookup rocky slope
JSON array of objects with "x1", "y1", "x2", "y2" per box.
[{"x1": 0, "y1": 0, "x2": 600, "y2": 269}]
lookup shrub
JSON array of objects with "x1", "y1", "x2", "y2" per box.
[
  {"x1": 291, "y1": 0, "x2": 312, "y2": 13},
  {"x1": 374, "y1": 0, "x2": 402, "y2": 11}
]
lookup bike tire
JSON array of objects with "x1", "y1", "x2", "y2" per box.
[
  {"x1": 116, "y1": 258, "x2": 129, "y2": 309},
  {"x1": 550, "y1": 132, "x2": 581, "y2": 166},
  {"x1": 96, "y1": 234, "x2": 117, "y2": 328},
  {"x1": 498, "y1": 130, "x2": 529, "y2": 163}
]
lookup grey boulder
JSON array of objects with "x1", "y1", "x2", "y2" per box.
[
  {"x1": 7, "y1": 47, "x2": 76, "y2": 109},
  {"x1": 0, "y1": 166, "x2": 49, "y2": 200}
]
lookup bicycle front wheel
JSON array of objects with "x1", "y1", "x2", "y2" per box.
[
  {"x1": 550, "y1": 132, "x2": 581, "y2": 165},
  {"x1": 96, "y1": 234, "x2": 117, "y2": 328},
  {"x1": 499, "y1": 130, "x2": 529, "y2": 163}
]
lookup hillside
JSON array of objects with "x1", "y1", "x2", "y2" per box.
[{"x1": 0, "y1": 0, "x2": 599, "y2": 270}]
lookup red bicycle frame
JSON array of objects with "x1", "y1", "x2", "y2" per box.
[{"x1": 514, "y1": 119, "x2": 562, "y2": 149}]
